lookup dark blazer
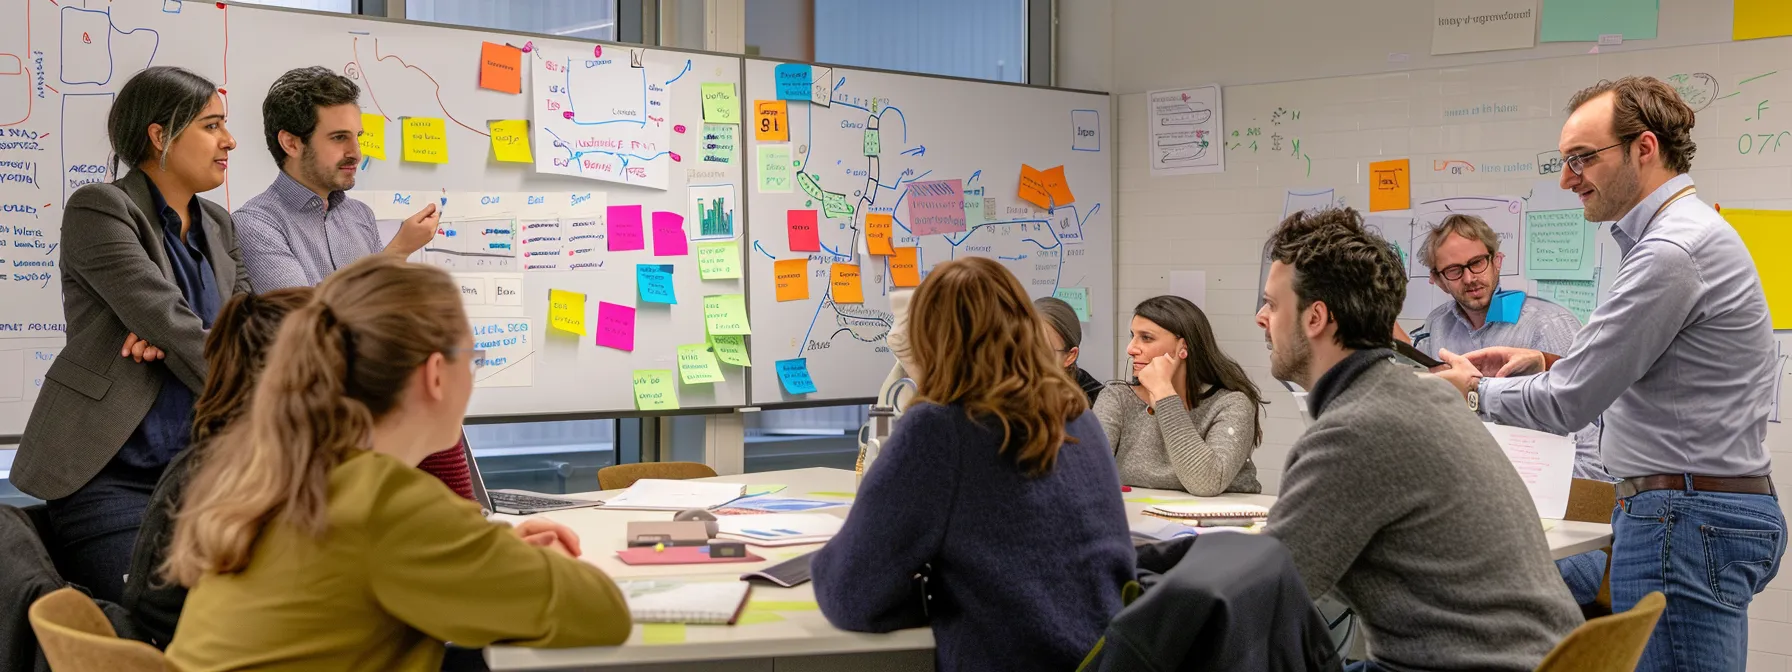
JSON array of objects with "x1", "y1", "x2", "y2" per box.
[{"x1": 12, "y1": 170, "x2": 250, "y2": 500}]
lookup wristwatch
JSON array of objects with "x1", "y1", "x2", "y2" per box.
[{"x1": 1466, "y1": 376, "x2": 1482, "y2": 412}]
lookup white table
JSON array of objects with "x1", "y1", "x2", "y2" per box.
[{"x1": 486, "y1": 467, "x2": 1612, "y2": 671}]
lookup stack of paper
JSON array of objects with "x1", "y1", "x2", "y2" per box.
[
  {"x1": 1483, "y1": 422, "x2": 1574, "y2": 519},
  {"x1": 602, "y1": 479, "x2": 747, "y2": 511},
  {"x1": 716, "y1": 513, "x2": 844, "y2": 546},
  {"x1": 615, "y1": 579, "x2": 752, "y2": 625}
]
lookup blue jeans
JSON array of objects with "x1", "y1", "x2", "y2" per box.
[
  {"x1": 1557, "y1": 549, "x2": 1608, "y2": 605},
  {"x1": 45, "y1": 461, "x2": 160, "y2": 603},
  {"x1": 1613, "y1": 487, "x2": 1787, "y2": 672}
]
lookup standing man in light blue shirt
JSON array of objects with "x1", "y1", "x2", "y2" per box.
[
  {"x1": 234, "y1": 66, "x2": 438, "y2": 290},
  {"x1": 1437, "y1": 76, "x2": 1783, "y2": 672}
]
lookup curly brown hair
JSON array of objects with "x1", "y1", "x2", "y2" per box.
[{"x1": 1263, "y1": 207, "x2": 1407, "y2": 350}]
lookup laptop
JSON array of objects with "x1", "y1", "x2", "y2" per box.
[{"x1": 463, "y1": 432, "x2": 606, "y2": 516}]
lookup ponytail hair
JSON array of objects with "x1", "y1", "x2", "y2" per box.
[
  {"x1": 164, "y1": 256, "x2": 466, "y2": 586},
  {"x1": 190, "y1": 288, "x2": 315, "y2": 448}
]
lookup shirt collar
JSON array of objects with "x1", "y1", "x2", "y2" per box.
[
  {"x1": 271, "y1": 170, "x2": 347, "y2": 212},
  {"x1": 1611, "y1": 173, "x2": 1695, "y2": 248},
  {"x1": 1307, "y1": 348, "x2": 1395, "y2": 418},
  {"x1": 141, "y1": 174, "x2": 203, "y2": 246}
]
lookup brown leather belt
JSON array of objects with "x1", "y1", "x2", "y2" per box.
[{"x1": 1614, "y1": 474, "x2": 1776, "y2": 499}]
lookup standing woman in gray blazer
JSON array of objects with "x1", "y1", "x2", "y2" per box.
[{"x1": 13, "y1": 66, "x2": 251, "y2": 602}]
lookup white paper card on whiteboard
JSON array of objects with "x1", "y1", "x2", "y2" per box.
[
  {"x1": 1483, "y1": 422, "x2": 1573, "y2": 519},
  {"x1": 1146, "y1": 85, "x2": 1224, "y2": 176},
  {"x1": 1431, "y1": 0, "x2": 1537, "y2": 56},
  {"x1": 1169, "y1": 271, "x2": 1207, "y2": 310},
  {"x1": 530, "y1": 47, "x2": 674, "y2": 190},
  {"x1": 471, "y1": 317, "x2": 535, "y2": 388}
]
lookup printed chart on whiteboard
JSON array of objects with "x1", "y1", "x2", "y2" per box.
[{"x1": 1147, "y1": 85, "x2": 1223, "y2": 176}]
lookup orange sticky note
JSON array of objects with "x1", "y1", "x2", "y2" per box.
[
  {"x1": 774, "y1": 259, "x2": 809, "y2": 302},
  {"x1": 891, "y1": 247, "x2": 920, "y2": 287},
  {"x1": 1041, "y1": 166, "x2": 1075, "y2": 208},
  {"x1": 865, "y1": 214, "x2": 894, "y2": 255},
  {"x1": 1369, "y1": 159, "x2": 1411, "y2": 212},
  {"x1": 1017, "y1": 164, "x2": 1052, "y2": 210},
  {"x1": 830, "y1": 263, "x2": 864, "y2": 304},
  {"x1": 479, "y1": 42, "x2": 523, "y2": 94},
  {"x1": 755, "y1": 100, "x2": 789, "y2": 142}
]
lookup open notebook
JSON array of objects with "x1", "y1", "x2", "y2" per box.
[
  {"x1": 615, "y1": 580, "x2": 752, "y2": 625},
  {"x1": 601, "y1": 479, "x2": 748, "y2": 511},
  {"x1": 1141, "y1": 502, "x2": 1270, "y2": 526}
]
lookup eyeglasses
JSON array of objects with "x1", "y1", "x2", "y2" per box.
[
  {"x1": 1564, "y1": 142, "x2": 1626, "y2": 175},
  {"x1": 1433, "y1": 253, "x2": 1493, "y2": 281}
]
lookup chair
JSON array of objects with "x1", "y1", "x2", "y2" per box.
[
  {"x1": 1564, "y1": 478, "x2": 1618, "y2": 613},
  {"x1": 1534, "y1": 591, "x2": 1665, "y2": 672},
  {"x1": 597, "y1": 462, "x2": 719, "y2": 490},
  {"x1": 27, "y1": 588, "x2": 171, "y2": 672}
]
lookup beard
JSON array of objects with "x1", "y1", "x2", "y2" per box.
[
  {"x1": 299, "y1": 145, "x2": 356, "y2": 193},
  {"x1": 1269, "y1": 328, "x2": 1313, "y2": 385},
  {"x1": 1583, "y1": 154, "x2": 1643, "y2": 222},
  {"x1": 1450, "y1": 282, "x2": 1492, "y2": 313}
]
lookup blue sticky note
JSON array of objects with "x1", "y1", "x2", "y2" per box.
[
  {"x1": 637, "y1": 264, "x2": 677, "y2": 304},
  {"x1": 775, "y1": 358, "x2": 818, "y2": 395},
  {"x1": 1488, "y1": 290, "x2": 1525, "y2": 324},
  {"x1": 774, "y1": 63, "x2": 812, "y2": 101}
]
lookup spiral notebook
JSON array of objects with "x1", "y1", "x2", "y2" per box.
[
  {"x1": 1141, "y1": 502, "x2": 1270, "y2": 526},
  {"x1": 615, "y1": 579, "x2": 753, "y2": 625}
]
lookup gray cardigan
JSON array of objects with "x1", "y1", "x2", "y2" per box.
[
  {"x1": 1266, "y1": 349, "x2": 1581, "y2": 672},
  {"x1": 1093, "y1": 382, "x2": 1261, "y2": 495}
]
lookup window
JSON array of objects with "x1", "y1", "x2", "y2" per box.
[
  {"x1": 232, "y1": 0, "x2": 356, "y2": 12},
  {"x1": 748, "y1": 0, "x2": 1030, "y2": 84},
  {"x1": 408, "y1": 0, "x2": 618, "y2": 42}
]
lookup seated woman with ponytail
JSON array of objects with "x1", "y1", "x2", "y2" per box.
[{"x1": 163, "y1": 255, "x2": 630, "y2": 672}]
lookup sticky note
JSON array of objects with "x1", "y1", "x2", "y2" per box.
[
  {"x1": 787, "y1": 210, "x2": 820, "y2": 252},
  {"x1": 677, "y1": 344, "x2": 727, "y2": 384},
  {"x1": 891, "y1": 247, "x2": 920, "y2": 287},
  {"x1": 704, "y1": 294, "x2": 751, "y2": 335},
  {"x1": 1535, "y1": 280, "x2": 1597, "y2": 324},
  {"x1": 1727, "y1": 208, "x2": 1792, "y2": 329},
  {"x1": 1017, "y1": 164, "x2": 1051, "y2": 209},
  {"x1": 907, "y1": 179, "x2": 967, "y2": 236},
  {"x1": 547, "y1": 289, "x2": 586, "y2": 335},
  {"x1": 830, "y1": 263, "x2": 864, "y2": 304},
  {"x1": 758, "y1": 145, "x2": 793, "y2": 193},
  {"x1": 1540, "y1": 0, "x2": 1658, "y2": 42},
  {"x1": 487, "y1": 119, "x2": 532, "y2": 163},
  {"x1": 774, "y1": 63, "x2": 812, "y2": 100},
  {"x1": 755, "y1": 100, "x2": 789, "y2": 142},
  {"x1": 1368, "y1": 159, "x2": 1410, "y2": 212},
  {"x1": 774, "y1": 259, "x2": 809, "y2": 302},
  {"x1": 652, "y1": 211, "x2": 689, "y2": 256},
  {"x1": 963, "y1": 186, "x2": 986, "y2": 228},
  {"x1": 1041, "y1": 166, "x2": 1075, "y2": 208},
  {"x1": 1526, "y1": 209, "x2": 1596, "y2": 281},
  {"x1": 697, "y1": 242, "x2": 741, "y2": 279},
  {"x1": 359, "y1": 114, "x2": 386, "y2": 160},
  {"x1": 748, "y1": 600, "x2": 820, "y2": 611},
  {"x1": 810, "y1": 67, "x2": 833, "y2": 106},
  {"x1": 863, "y1": 128, "x2": 880, "y2": 156},
  {"x1": 701, "y1": 123, "x2": 738, "y2": 164},
  {"x1": 1487, "y1": 290, "x2": 1525, "y2": 324},
  {"x1": 632, "y1": 370, "x2": 680, "y2": 412},
  {"x1": 479, "y1": 42, "x2": 523, "y2": 94},
  {"x1": 607, "y1": 205, "x2": 645, "y2": 251},
  {"x1": 710, "y1": 334, "x2": 751, "y2": 366},
  {"x1": 1054, "y1": 287, "x2": 1091, "y2": 321},
  {"x1": 595, "y1": 301, "x2": 636, "y2": 351},
  {"x1": 775, "y1": 358, "x2": 818, "y2": 395},
  {"x1": 1735, "y1": 0, "x2": 1792, "y2": 40},
  {"x1": 701, "y1": 83, "x2": 739, "y2": 124},
  {"x1": 637, "y1": 264, "x2": 677, "y2": 304},
  {"x1": 402, "y1": 117, "x2": 448, "y2": 164},
  {"x1": 866, "y1": 214, "x2": 894, "y2": 255},
  {"x1": 737, "y1": 611, "x2": 786, "y2": 625}
]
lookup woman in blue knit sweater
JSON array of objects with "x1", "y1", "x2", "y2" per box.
[{"x1": 812, "y1": 257, "x2": 1136, "y2": 672}]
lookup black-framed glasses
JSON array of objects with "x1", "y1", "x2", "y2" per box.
[
  {"x1": 1564, "y1": 142, "x2": 1626, "y2": 175},
  {"x1": 1433, "y1": 253, "x2": 1493, "y2": 281}
]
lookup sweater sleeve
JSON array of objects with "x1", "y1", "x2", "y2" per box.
[
  {"x1": 365, "y1": 472, "x2": 632, "y2": 648},
  {"x1": 1151, "y1": 392, "x2": 1259, "y2": 496},
  {"x1": 1092, "y1": 385, "x2": 1126, "y2": 455},
  {"x1": 1264, "y1": 424, "x2": 1406, "y2": 598},
  {"x1": 812, "y1": 404, "x2": 959, "y2": 633}
]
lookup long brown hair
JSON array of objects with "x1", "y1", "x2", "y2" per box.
[
  {"x1": 908, "y1": 257, "x2": 1087, "y2": 475},
  {"x1": 190, "y1": 288, "x2": 314, "y2": 447},
  {"x1": 164, "y1": 255, "x2": 467, "y2": 586},
  {"x1": 1132, "y1": 295, "x2": 1265, "y2": 444}
]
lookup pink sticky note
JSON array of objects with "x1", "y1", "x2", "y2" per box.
[
  {"x1": 595, "y1": 301, "x2": 636, "y2": 351},
  {"x1": 788, "y1": 210, "x2": 820, "y2": 252},
  {"x1": 652, "y1": 211, "x2": 689, "y2": 256},
  {"x1": 607, "y1": 205, "x2": 645, "y2": 251}
]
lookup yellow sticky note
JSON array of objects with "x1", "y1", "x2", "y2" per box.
[
  {"x1": 830, "y1": 263, "x2": 864, "y2": 304},
  {"x1": 891, "y1": 247, "x2": 920, "y2": 288},
  {"x1": 1726, "y1": 209, "x2": 1792, "y2": 329},
  {"x1": 632, "y1": 369, "x2": 680, "y2": 411},
  {"x1": 866, "y1": 214, "x2": 894, "y2": 255},
  {"x1": 737, "y1": 611, "x2": 786, "y2": 625},
  {"x1": 1735, "y1": 0, "x2": 1792, "y2": 40},
  {"x1": 747, "y1": 600, "x2": 820, "y2": 611},
  {"x1": 774, "y1": 258, "x2": 809, "y2": 302},
  {"x1": 702, "y1": 82, "x2": 740, "y2": 124},
  {"x1": 676, "y1": 344, "x2": 727, "y2": 384},
  {"x1": 487, "y1": 119, "x2": 533, "y2": 163},
  {"x1": 641, "y1": 623, "x2": 685, "y2": 645},
  {"x1": 697, "y1": 242, "x2": 742, "y2": 279},
  {"x1": 755, "y1": 100, "x2": 789, "y2": 142},
  {"x1": 704, "y1": 294, "x2": 751, "y2": 335},
  {"x1": 359, "y1": 114, "x2": 386, "y2": 160},
  {"x1": 709, "y1": 334, "x2": 751, "y2": 367},
  {"x1": 402, "y1": 117, "x2": 448, "y2": 164},
  {"x1": 1369, "y1": 159, "x2": 1411, "y2": 212},
  {"x1": 548, "y1": 289, "x2": 586, "y2": 335}
]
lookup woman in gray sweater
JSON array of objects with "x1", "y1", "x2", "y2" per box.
[{"x1": 1095, "y1": 296, "x2": 1264, "y2": 495}]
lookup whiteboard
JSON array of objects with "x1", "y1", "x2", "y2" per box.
[
  {"x1": 0, "y1": 1, "x2": 750, "y2": 431},
  {"x1": 740, "y1": 59, "x2": 1114, "y2": 406}
]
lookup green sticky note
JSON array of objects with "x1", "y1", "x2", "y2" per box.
[
  {"x1": 1539, "y1": 0, "x2": 1658, "y2": 42},
  {"x1": 1054, "y1": 287, "x2": 1091, "y2": 321},
  {"x1": 1525, "y1": 209, "x2": 1596, "y2": 281},
  {"x1": 700, "y1": 83, "x2": 739, "y2": 124},
  {"x1": 748, "y1": 600, "x2": 820, "y2": 611},
  {"x1": 642, "y1": 623, "x2": 686, "y2": 644},
  {"x1": 703, "y1": 294, "x2": 751, "y2": 335},
  {"x1": 963, "y1": 186, "x2": 986, "y2": 228},
  {"x1": 697, "y1": 241, "x2": 742, "y2": 279},
  {"x1": 1536, "y1": 279, "x2": 1598, "y2": 324},
  {"x1": 821, "y1": 191, "x2": 853, "y2": 219},
  {"x1": 863, "y1": 128, "x2": 880, "y2": 156},
  {"x1": 709, "y1": 334, "x2": 751, "y2": 366},
  {"x1": 677, "y1": 344, "x2": 728, "y2": 384},
  {"x1": 700, "y1": 123, "x2": 737, "y2": 165},
  {"x1": 758, "y1": 145, "x2": 793, "y2": 193},
  {"x1": 632, "y1": 369, "x2": 680, "y2": 411},
  {"x1": 736, "y1": 611, "x2": 786, "y2": 625}
]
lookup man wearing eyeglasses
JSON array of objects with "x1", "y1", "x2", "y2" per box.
[{"x1": 1434, "y1": 76, "x2": 1782, "y2": 672}]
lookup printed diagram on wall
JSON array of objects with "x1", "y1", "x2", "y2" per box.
[
  {"x1": 531, "y1": 45, "x2": 683, "y2": 190},
  {"x1": 1147, "y1": 85, "x2": 1223, "y2": 176}
]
